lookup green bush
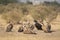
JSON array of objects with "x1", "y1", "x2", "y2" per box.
[{"x1": 0, "y1": 0, "x2": 17, "y2": 5}]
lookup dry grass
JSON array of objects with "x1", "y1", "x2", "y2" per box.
[
  {"x1": 0, "y1": 3, "x2": 59, "y2": 24},
  {"x1": 0, "y1": 3, "x2": 60, "y2": 40}
]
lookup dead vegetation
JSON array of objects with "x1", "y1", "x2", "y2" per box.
[
  {"x1": 0, "y1": 3, "x2": 59, "y2": 24},
  {"x1": 0, "y1": 3, "x2": 60, "y2": 40}
]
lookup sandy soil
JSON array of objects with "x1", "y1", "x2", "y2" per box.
[
  {"x1": 0, "y1": 29, "x2": 60, "y2": 40},
  {"x1": 0, "y1": 15, "x2": 60, "y2": 40}
]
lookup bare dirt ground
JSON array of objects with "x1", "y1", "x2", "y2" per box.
[
  {"x1": 0, "y1": 29, "x2": 60, "y2": 40},
  {"x1": 0, "y1": 14, "x2": 60, "y2": 40}
]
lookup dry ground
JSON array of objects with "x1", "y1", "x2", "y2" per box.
[
  {"x1": 0, "y1": 29, "x2": 60, "y2": 40},
  {"x1": 0, "y1": 15, "x2": 60, "y2": 40}
]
